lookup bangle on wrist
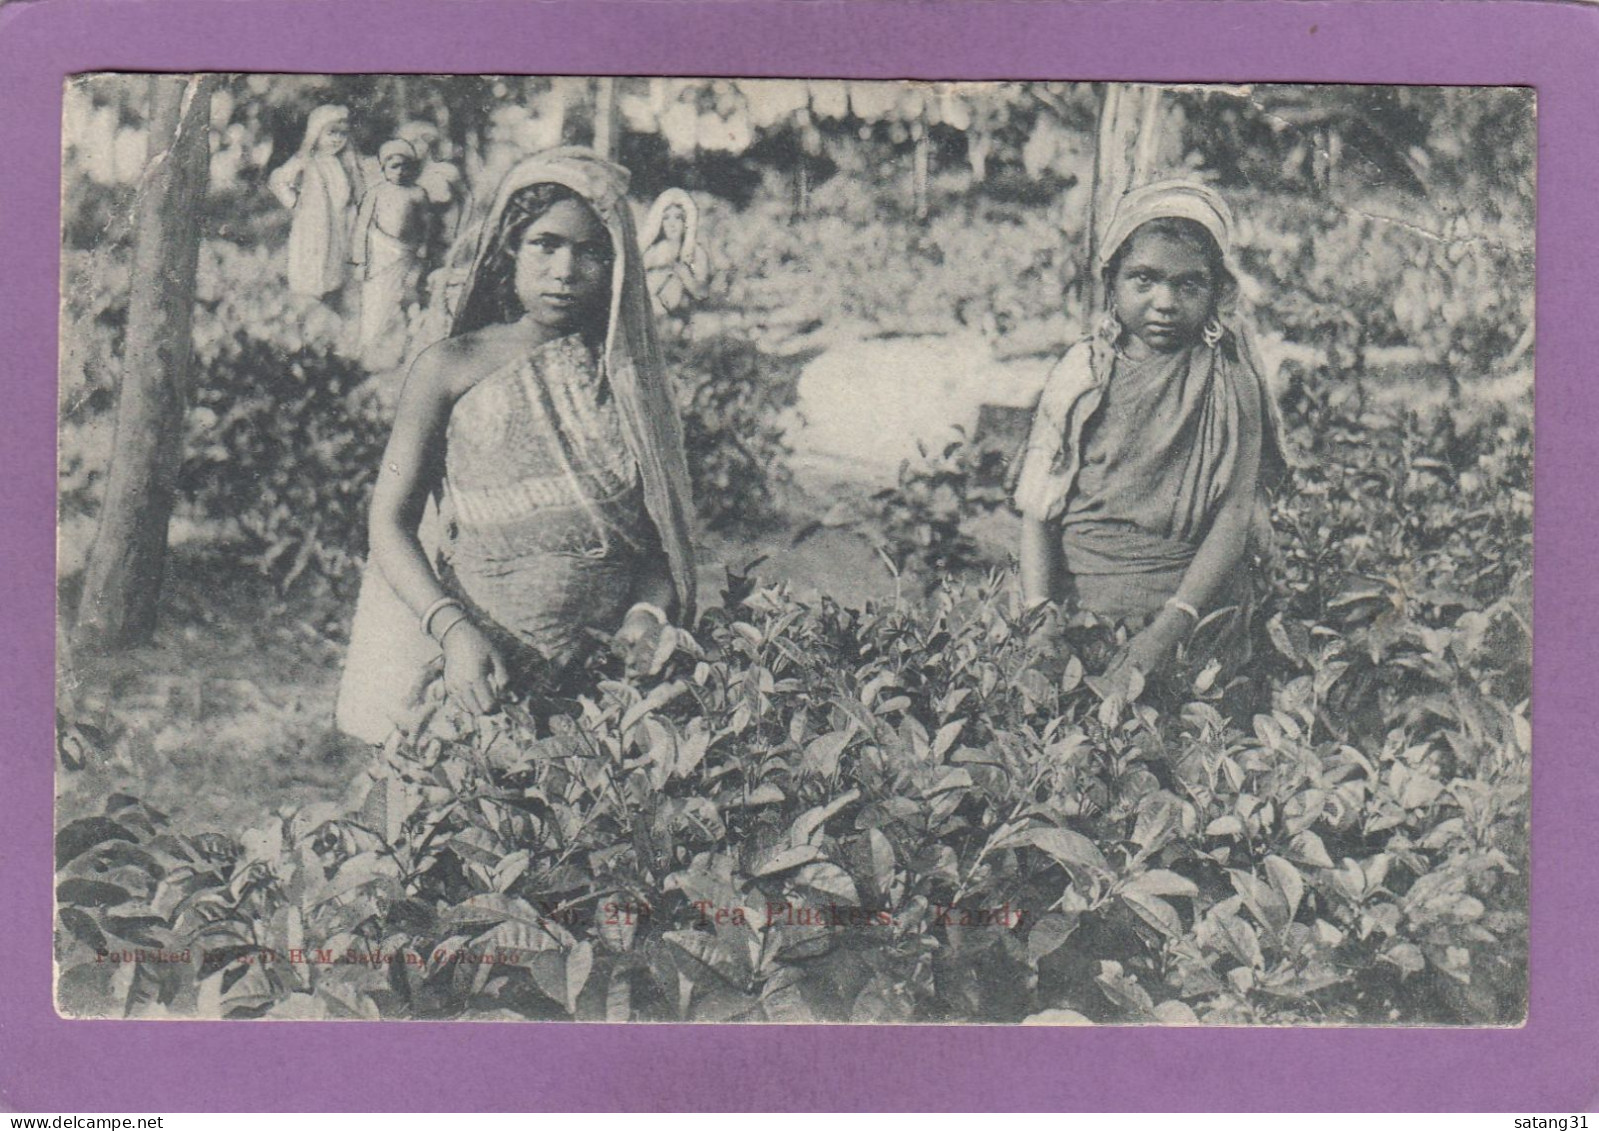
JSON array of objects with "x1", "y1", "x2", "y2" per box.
[
  {"x1": 420, "y1": 596, "x2": 466, "y2": 640},
  {"x1": 1165, "y1": 597, "x2": 1200, "y2": 622},
  {"x1": 435, "y1": 609, "x2": 472, "y2": 646},
  {"x1": 626, "y1": 601, "x2": 669, "y2": 627}
]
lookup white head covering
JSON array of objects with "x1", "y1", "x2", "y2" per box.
[
  {"x1": 298, "y1": 104, "x2": 350, "y2": 157},
  {"x1": 378, "y1": 138, "x2": 417, "y2": 165},
  {"x1": 641, "y1": 187, "x2": 700, "y2": 257},
  {"x1": 1099, "y1": 179, "x2": 1235, "y2": 272}
]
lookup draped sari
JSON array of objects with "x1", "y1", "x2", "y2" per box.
[
  {"x1": 336, "y1": 149, "x2": 697, "y2": 743},
  {"x1": 1011, "y1": 179, "x2": 1288, "y2": 625}
]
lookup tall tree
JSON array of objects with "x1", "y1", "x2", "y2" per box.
[{"x1": 75, "y1": 74, "x2": 217, "y2": 652}]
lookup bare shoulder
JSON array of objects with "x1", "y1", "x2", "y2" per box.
[{"x1": 405, "y1": 327, "x2": 519, "y2": 402}]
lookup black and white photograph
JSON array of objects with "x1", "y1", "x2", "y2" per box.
[{"x1": 54, "y1": 75, "x2": 1533, "y2": 1026}]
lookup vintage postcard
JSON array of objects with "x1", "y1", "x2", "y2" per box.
[{"x1": 54, "y1": 73, "x2": 1532, "y2": 1027}]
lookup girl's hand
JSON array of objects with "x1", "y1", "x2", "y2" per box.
[
  {"x1": 1023, "y1": 601, "x2": 1067, "y2": 656},
  {"x1": 611, "y1": 605, "x2": 672, "y2": 679},
  {"x1": 441, "y1": 619, "x2": 509, "y2": 715},
  {"x1": 1104, "y1": 610, "x2": 1189, "y2": 695}
]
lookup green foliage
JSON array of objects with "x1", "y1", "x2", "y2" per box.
[
  {"x1": 177, "y1": 336, "x2": 387, "y2": 595},
  {"x1": 710, "y1": 187, "x2": 1078, "y2": 345},
  {"x1": 54, "y1": 564, "x2": 1527, "y2": 1023},
  {"x1": 56, "y1": 366, "x2": 1531, "y2": 1023},
  {"x1": 860, "y1": 430, "x2": 1013, "y2": 586},
  {"x1": 669, "y1": 333, "x2": 798, "y2": 531}
]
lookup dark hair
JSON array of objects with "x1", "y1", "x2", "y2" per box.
[
  {"x1": 472, "y1": 182, "x2": 613, "y2": 327},
  {"x1": 1102, "y1": 216, "x2": 1236, "y2": 311}
]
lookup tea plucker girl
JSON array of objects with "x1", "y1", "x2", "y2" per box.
[
  {"x1": 1012, "y1": 180, "x2": 1285, "y2": 686},
  {"x1": 336, "y1": 148, "x2": 697, "y2": 742},
  {"x1": 267, "y1": 104, "x2": 363, "y2": 300}
]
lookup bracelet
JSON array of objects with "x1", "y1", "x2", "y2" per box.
[
  {"x1": 1165, "y1": 597, "x2": 1201, "y2": 621},
  {"x1": 435, "y1": 609, "x2": 472, "y2": 646},
  {"x1": 626, "y1": 601, "x2": 669, "y2": 627},
  {"x1": 420, "y1": 596, "x2": 466, "y2": 640}
]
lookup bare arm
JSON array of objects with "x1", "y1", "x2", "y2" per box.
[
  {"x1": 368, "y1": 347, "x2": 453, "y2": 613},
  {"x1": 350, "y1": 187, "x2": 377, "y2": 268},
  {"x1": 368, "y1": 344, "x2": 508, "y2": 712},
  {"x1": 1113, "y1": 377, "x2": 1265, "y2": 677},
  {"x1": 267, "y1": 156, "x2": 303, "y2": 210},
  {"x1": 629, "y1": 553, "x2": 677, "y2": 619},
  {"x1": 1019, "y1": 515, "x2": 1063, "y2": 610},
  {"x1": 676, "y1": 250, "x2": 710, "y2": 301},
  {"x1": 610, "y1": 521, "x2": 684, "y2": 678}
]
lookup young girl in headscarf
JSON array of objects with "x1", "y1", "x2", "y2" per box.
[
  {"x1": 267, "y1": 104, "x2": 363, "y2": 300},
  {"x1": 640, "y1": 188, "x2": 709, "y2": 328},
  {"x1": 1012, "y1": 180, "x2": 1284, "y2": 687},
  {"x1": 336, "y1": 148, "x2": 697, "y2": 742},
  {"x1": 351, "y1": 139, "x2": 431, "y2": 370}
]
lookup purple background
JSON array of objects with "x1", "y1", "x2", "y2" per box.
[{"x1": 2, "y1": 0, "x2": 1594, "y2": 1113}]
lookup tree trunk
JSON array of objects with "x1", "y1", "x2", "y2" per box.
[
  {"x1": 75, "y1": 74, "x2": 216, "y2": 652},
  {"x1": 792, "y1": 153, "x2": 810, "y2": 219},
  {"x1": 1087, "y1": 83, "x2": 1168, "y2": 311},
  {"x1": 912, "y1": 114, "x2": 931, "y2": 220},
  {"x1": 593, "y1": 76, "x2": 618, "y2": 160}
]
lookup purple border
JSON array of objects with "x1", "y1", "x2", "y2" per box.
[{"x1": 3, "y1": 0, "x2": 1594, "y2": 1113}]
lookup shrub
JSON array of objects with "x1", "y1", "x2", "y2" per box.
[
  {"x1": 55, "y1": 551, "x2": 1528, "y2": 1024},
  {"x1": 1232, "y1": 192, "x2": 1533, "y2": 382},
  {"x1": 669, "y1": 333, "x2": 798, "y2": 531},
  {"x1": 177, "y1": 336, "x2": 388, "y2": 595},
  {"x1": 707, "y1": 186, "x2": 1077, "y2": 344},
  {"x1": 860, "y1": 429, "x2": 1013, "y2": 586}
]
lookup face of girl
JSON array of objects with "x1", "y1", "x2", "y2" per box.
[
  {"x1": 317, "y1": 122, "x2": 349, "y2": 155},
  {"x1": 662, "y1": 207, "x2": 686, "y2": 244},
  {"x1": 381, "y1": 153, "x2": 417, "y2": 185},
  {"x1": 513, "y1": 198, "x2": 612, "y2": 333},
  {"x1": 1111, "y1": 230, "x2": 1217, "y2": 356}
]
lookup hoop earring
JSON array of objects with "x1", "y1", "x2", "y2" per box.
[{"x1": 1202, "y1": 317, "x2": 1225, "y2": 349}]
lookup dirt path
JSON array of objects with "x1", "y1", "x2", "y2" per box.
[{"x1": 785, "y1": 331, "x2": 1049, "y2": 493}]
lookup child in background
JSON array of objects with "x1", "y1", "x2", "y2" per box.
[
  {"x1": 268, "y1": 104, "x2": 362, "y2": 305},
  {"x1": 352, "y1": 139, "x2": 432, "y2": 371}
]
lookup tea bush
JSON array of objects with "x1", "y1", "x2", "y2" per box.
[
  {"x1": 55, "y1": 373, "x2": 1531, "y2": 1023},
  {"x1": 668, "y1": 333, "x2": 799, "y2": 531},
  {"x1": 176, "y1": 336, "x2": 388, "y2": 596},
  {"x1": 53, "y1": 569, "x2": 1529, "y2": 1023},
  {"x1": 860, "y1": 430, "x2": 1014, "y2": 587}
]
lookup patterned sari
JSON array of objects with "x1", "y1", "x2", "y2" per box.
[
  {"x1": 336, "y1": 150, "x2": 696, "y2": 744},
  {"x1": 436, "y1": 333, "x2": 653, "y2": 685}
]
